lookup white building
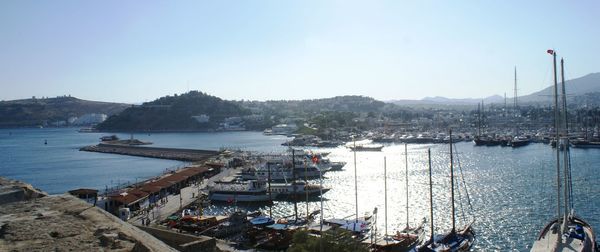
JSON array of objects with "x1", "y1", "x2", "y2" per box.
[
  {"x1": 191, "y1": 114, "x2": 210, "y2": 123},
  {"x1": 72, "y1": 113, "x2": 107, "y2": 125}
]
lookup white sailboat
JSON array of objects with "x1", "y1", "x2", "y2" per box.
[{"x1": 530, "y1": 50, "x2": 597, "y2": 252}]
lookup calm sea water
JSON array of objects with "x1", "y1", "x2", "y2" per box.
[{"x1": 1, "y1": 128, "x2": 599, "y2": 251}]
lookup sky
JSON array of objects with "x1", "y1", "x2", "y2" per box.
[{"x1": 1, "y1": 1, "x2": 599, "y2": 103}]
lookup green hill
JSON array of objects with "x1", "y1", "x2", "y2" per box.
[
  {"x1": 0, "y1": 96, "x2": 130, "y2": 128},
  {"x1": 96, "y1": 91, "x2": 249, "y2": 131}
]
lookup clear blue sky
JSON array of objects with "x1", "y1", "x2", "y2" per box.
[{"x1": 1, "y1": 1, "x2": 598, "y2": 103}]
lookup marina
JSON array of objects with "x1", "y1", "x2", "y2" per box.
[{"x1": 2, "y1": 128, "x2": 600, "y2": 250}]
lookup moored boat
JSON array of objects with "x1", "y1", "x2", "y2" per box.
[
  {"x1": 416, "y1": 131, "x2": 475, "y2": 252},
  {"x1": 349, "y1": 144, "x2": 384, "y2": 152},
  {"x1": 208, "y1": 180, "x2": 276, "y2": 203},
  {"x1": 530, "y1": 51, "x2": 597, "y2": 252}
]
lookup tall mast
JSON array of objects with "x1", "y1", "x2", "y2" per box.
[
  {"x1": 292, "y1": 149, "x2": 297, "y2": 221},
  {"x1": 354, "y1": 137, "x2": 359, "y2": 223},
  {"x1": 504, "y1": 93, "x2": 507, "y2": 117},
  {"x1": 477, "y1": 103, "x2": 481, "y2": 137},
  {"x1": 560, "y1": 58, "x2": 570, "y2": 219},
  {"x1": 384, "y1": 156, "x2": 388, "y2": 237},
  {"x1": 449, "y1": 129, "x2": 456, "y2": 233},
  {"x1": 405, "y1": 143, "x2": 409, "y2": 228},
  {"x1": 551, "y1": 50, "x2": 562, "y2": 232},
  {"x1": 268, "y1": 160, "x2": 273, "y2": 218},
  {"x1": 482, "y1": 101, "x2": 485, "y2": 133},
  {"x1": 427, "y1": 148, "x2": 434, "y2": 243},
  {"x1": 514, "y1": 66, "x2": 518, "y2": 110},
  {"x1": 561, "y1": 58, "x2": 569, "y2": 134}
]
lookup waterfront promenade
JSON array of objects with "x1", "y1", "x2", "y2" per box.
[{"x1": 128, "y1": 166, "x2": 241, "y2": 226}]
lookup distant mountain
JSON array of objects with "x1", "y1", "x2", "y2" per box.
[
  {"x1": 0, "y1": 96, "x2": 130, "y2": 128},
  {"x1": 97, "y1": 91, "x2": 249, "y2": 131},
  {"x1": 389, "y1": 95, "x2": 503, "y2": 106},
  {"x1": 519, "y1": 72, "x2": 600, "y2": 104},
  {"x1": 388, "y1": 72, "x2": 600, "y2": 107}
]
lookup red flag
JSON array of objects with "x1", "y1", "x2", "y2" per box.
[{"x1": 547, "y1": 49, "x2": 554, "y2": 55}]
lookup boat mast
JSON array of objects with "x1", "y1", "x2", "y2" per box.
[
  {"x1": 477, "y1": 103, "x2": 481, "y2": 137},
  {"x1": 354, "y1": 137, "x2": 359, "y2": 224},
  {"x1": 405, "y1": 143, "x2": 409, "y2": 228},
  {"x1": 268, "y1": 160, "x2": 273, "y2": 218},
  {"x1": 384, "y1": 156, "x2": 388, "y2": 237},
  {"x1": 515, "y1": 67, "x2": 519, "y2": 135},
  {"x1": 560, "y1": 58, "x2": 570, "y2": 221},
  {"x1": 305, "y1": 157, "x2": 309, "y2": 220},
  {"x1": 449, "y1": 129, "x2": 456, "y2": 233},
  {"x1": 551, "y1": 50, "x2": 562, "y2": 236},
  {"x1": 428, "y1": 148, "x2": 434, "y2": 243},
  {"x1": 514, "y1": 66, "x2": 518, "y2": 111},
  {"x1": 293, "y1": 149, "x2": 298, "y2": 221}
]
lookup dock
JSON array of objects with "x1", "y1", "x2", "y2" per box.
[{"x1": 80, "y1": 143, "x2": 220, "y2": 162}]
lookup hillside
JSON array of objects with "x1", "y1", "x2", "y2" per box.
[
  {"x1": 519, "y1": 72, "x2": 600, "y2": 104},
  {"x1": 387, "y1": 72, "x2": 600, "y2": 107},
  {"x1": 0, "y1": 96, "x2": 130, "y2": 128},
  {"x1": 389, "y1": 95, "x2": 503, "y2": 106},
  {"x1": 96, "y1": 91, "x2": 250, "y2": 131},
  {"x1": 240, "y1": 95, "x2": 386, "y2": 114}
]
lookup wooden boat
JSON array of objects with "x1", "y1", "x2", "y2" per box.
[{"x1": 530, "y1": 51, "x2": 597, "y2": 252}]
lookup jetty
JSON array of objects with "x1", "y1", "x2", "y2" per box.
[{"x1": 80, "y1": 143, "x2": 220, "y2": 162}]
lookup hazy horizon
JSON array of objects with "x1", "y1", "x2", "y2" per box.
[{"x1": 1, "y1": 1, "x2": 599, "y2": 104}]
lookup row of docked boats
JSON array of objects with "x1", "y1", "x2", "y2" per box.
[
  {"x1": 206, "y1": 150, "x2": 344, "y2": 203},
  {"x1": 372, "y1": 133, "x2": 473, "y2": 144},
  {"x1": 473, "y1": 135, "x2": 532, "y2": 147}
]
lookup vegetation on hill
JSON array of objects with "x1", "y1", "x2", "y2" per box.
[
  {"x1": 0, "y1": 96, "x2": 129, "y2": 128},
  {"x1": 97, "y1": 91, "x2": 250, "y2": 131}
]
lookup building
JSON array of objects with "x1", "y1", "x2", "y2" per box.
[
  {"x1": 72, "y1": 113, "x2": 107, "y2": 125},
  {"x1": 191, "y1": 114, "x2": 210, "y2": 123}
]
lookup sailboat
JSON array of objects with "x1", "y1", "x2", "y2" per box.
[
  {"x1": 374, "y1": 144, "x2": 425, "y2": 252},
  {"x1": 417, "y1": 130, "x2": 475, "y2": 252},
  {"x1": 510, "y1": 67, "x2": 532, "y2": 148},
  {"x1": 320, "y1": 137, "x2": 375, "y2": 242},
  {"x1": 530, "y1": 50, "x2": 597, "y2": 252}
]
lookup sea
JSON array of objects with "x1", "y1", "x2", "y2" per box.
[{"x1": 1, "y1": 127, "x2": 599, "y2": 251}]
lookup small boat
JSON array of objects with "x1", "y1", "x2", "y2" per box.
[
  {"x1": 250, "y1": 216, "x2": 275, "y2": 227},
  {"x1": 349, "y1": 144, "x2": 384, "y2": 152},
  {"x1": 330, "y1": 161, "x2": 347, "y2": 171},
  {"x1": 510, "y1": 136, "x2": 531, "y2": 147},
  {"x1": 100, "y1": 135, "x2": 118, "y2": 141},
  {"x1": 270, "y1": 181, "x2": 330, "y2": 200}
]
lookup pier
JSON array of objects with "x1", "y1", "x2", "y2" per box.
[{"x1": 80, "y1": 143, "x2": 220, "y2": 162}]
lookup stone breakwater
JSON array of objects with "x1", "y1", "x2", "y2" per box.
[{"x1": 80, "y1": 143, "x2": 220, "y2": 162}]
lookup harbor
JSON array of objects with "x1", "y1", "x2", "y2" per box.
[{"x1": 2, "y1": 128, "x2": 597, "y2": 251}]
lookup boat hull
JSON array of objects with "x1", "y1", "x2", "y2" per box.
[{"x1": 209, "y1": 192, "x2": 274, "y2": 202}]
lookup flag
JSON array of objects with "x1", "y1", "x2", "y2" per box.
[{"x1": 547, "y1": 49, "x2": 554, "y2": 55}]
